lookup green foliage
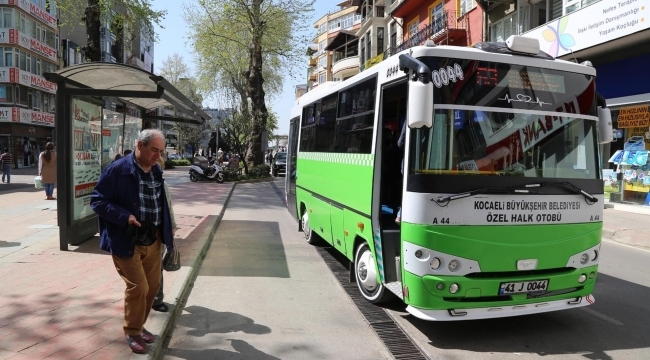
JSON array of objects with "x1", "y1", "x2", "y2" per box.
[
  {"x1": 167, "y1": 159, "x2": 191, "y2": 167},
  {"x1": 57, "y1": 0, "x2": 166, "y2": 42},
  {"x1": 247, "y1": 164, "x2": 271, "y2": 178}
]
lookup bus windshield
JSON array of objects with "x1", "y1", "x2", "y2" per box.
[{"x1": 410, "y1": 109, "x2": 599, "y2": 180}]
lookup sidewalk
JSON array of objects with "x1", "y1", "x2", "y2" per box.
[{"x1": 0, "y1": 167, "x2": 234, "y2": 360}]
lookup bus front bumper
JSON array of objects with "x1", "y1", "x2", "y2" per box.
[{"x1": 406, "y1": 295, "x2": 594, "y2": 321}]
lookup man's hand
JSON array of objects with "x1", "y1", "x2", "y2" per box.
[{"x1": 128, "y1": 214, "x2": 141, "y2": 227}]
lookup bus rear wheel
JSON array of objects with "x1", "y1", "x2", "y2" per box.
[
  {"x1": 302, "y1": 211, "x2": 320, "y2": 245},
  {"x1": 354, "y1": 242, "x2": 393, "y2": 304}
]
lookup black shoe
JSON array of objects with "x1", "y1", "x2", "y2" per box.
[{"x1": 152, "y1": 303, "x2": 169, "y2": 312}]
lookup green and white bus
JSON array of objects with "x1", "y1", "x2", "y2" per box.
[{"x1": 285, "y1": 36, "x2": 613, "y2": 321}]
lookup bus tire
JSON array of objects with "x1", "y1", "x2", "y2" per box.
[
  {"x1": 301, "y1": 211, "x2": 320, "y2": 245},
  {"x1": 354, "y1": 242, "x2": 394, "y2": 304}
]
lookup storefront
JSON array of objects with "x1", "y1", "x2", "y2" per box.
[
  {"x1": 522, "y1": 0, "x2": 650, "y2": 205},
  {"x1": 0, "y1": 117, "x2": 54, "y2": 168},
  {"x1": 45, "y1": 62, "x2": 210, "y2": 249}
]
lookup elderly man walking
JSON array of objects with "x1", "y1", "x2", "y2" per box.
[{"x1": 90, "y1": 129, "x2": 174, "y2": 354}]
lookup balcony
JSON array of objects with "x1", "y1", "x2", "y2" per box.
[
  {"x1": 308, "y1": 68, "x2": 317, "y2": 81},
  {"x1": 384, "y1": 11, "x2": 467, "y2": 59},
  {"x1": 332, "y1": 55, "x2": 359, "y2": 76},
  {"x1": 309, "y1": 57, "x2": 317, "y2": 66}
]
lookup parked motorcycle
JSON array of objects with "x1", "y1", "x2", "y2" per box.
[{"x1": 189, "y1": 156, "x2": 225, "y2": 183}]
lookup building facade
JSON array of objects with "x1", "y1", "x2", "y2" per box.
[
  {"x1": 307, "y1": 4, "x2": 362, "y2": 90},
  {"x1": 0, "y1": 0, "x2": 59, "y2": 168},
  {"x1": 506, "y1": 0, "x2": 650, "y2": 204}
]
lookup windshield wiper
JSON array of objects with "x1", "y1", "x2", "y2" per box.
[
  {"x1": 434, "y1": 187, "x2": 541, "y2": 205},
  {"x1": 520, "y1": 182, "x2": 598, "y2": 203}
]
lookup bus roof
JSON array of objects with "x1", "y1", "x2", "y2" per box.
[{"x1": 292, "y1": 44, "x2": 597, "y2": 117}]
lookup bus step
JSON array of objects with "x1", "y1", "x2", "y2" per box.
[{"x1": 385, "y1": 281, "x2": 403, "y2": 299}]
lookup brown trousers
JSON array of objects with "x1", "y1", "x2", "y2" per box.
[{"x1": 112, "y1": 235, "x2": 162, "y2": 336}]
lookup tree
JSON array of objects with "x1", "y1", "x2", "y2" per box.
[
  {"x1": 185, "y1": 0, "x2": 314, "y2": 167},
  {"x1": 220, "y1": 110, "x2": 279, "y2": 174},
  {"x1": 157, "y1": 54, "x2": 205, "y2": 155},
  {"x1": 57, "y1": 0, "x2": 166, "y2": 62}
]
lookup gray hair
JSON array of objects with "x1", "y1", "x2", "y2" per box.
[{"x1": 138, "y1": 129, "x2": 164, "y2": 146}]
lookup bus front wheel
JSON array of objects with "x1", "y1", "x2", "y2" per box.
[
  {"x1": 354, "y1": 243, "x2": 393, "y2": 304},
  {"x1": 302, "y1": 211, "x2": 320, "y2": 245}
]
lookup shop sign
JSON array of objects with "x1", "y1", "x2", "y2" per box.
[
  {"x1": 0, "y1": 108, "x2": 11, "y2": 122},
  {"x1": 26, "y1": 71, "x2": 57, "y2": 94},
  {"x1": 523, "y1": 0, "x2": 650, "y2": 58},
  {"x1": 16, "y1": 31, "x2": 57, "y2": 61},
  {"x1": 0, "y1": 28, "x2": 9, "y2": 43},
  {"x1": 616, "y1": 104, "x2": 650, "y2": 128},
  {"x1": 0, "y1": 0, "x2": 58, "y2": 29},
  {"x1": 0, "y1": 67, "x2": 18, "y2": 83}
]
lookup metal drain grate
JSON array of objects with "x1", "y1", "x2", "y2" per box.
[{"x1": 317, "y1": 247, "x2": 429, "y2": 360}]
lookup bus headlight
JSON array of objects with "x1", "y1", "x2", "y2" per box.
[
  {"x1": 449, "y1": 283, "x2": 459, "y2": 294},
  {"x1": 430, "y1": 257, "x2": 441, "y2": 270},
  {"x1": 448, "y1": 260, "x2": 460, "y2": 272},
  {"x1": 580, "y1": 253, "x2": 589, "y2": 265}
]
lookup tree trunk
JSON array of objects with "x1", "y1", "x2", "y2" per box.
[
  {"x1": 82, "y1": 0, "x2": 101, "y2": 62},
  {"x1": 245, "y1": 0, "x2": 268, "y2": 168}
]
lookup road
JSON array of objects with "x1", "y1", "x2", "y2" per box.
[
  {"x1": 386, "y1": 235, "x2": 650, "y2": 360},
  {"x1": 161, "y1": 175, "x2": 650, "y2": 360}
]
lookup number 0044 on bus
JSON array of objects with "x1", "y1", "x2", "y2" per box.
[{"x1": 499, "y1": 280, "x2": 548, "y2": 295}]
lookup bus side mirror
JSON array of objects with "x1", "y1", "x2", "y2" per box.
[
  {"x1": 598, "y1": 107, "x2": 613, "y2": 144},
  {"x1": 407, "y1": 75, "x2": 434, "y2": 129}
]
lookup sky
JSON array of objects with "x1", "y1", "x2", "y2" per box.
[{"x1": 153, "y1": 0, "x2": 337, "y2": 136}]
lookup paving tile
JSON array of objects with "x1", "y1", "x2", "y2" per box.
[
  {"x1": 4, "y1": 354, "x2": 42, "y2": 360},
  {"x1": 18, "y1": 335, "x2": 69, "y2": 358},
  {"x1": 44, "y1": 347, "x2": 93, "y2": 360},
  {"x1": 0, "y1": 332, "x2": 52, "y2": 353},
  {"x1": 79, "y1": 348, "x2": 132, "y2": 360},
  {"x1": 68, "y1": 332, "x2": 121, "y2": 352},
  {"x1": 0, "y1": 350, "x2": 18, "y2": 360}
]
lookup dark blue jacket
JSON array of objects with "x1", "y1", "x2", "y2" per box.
[{"x1": 90, "y1": 154, "x2": 173, "y2": 257}]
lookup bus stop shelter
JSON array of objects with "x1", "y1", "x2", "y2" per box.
[{"x1": 44, "y1": 63, "x2": 211, "y2": 251}]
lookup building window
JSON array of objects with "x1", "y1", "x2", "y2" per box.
[
  {"x1": 1, "y1": 8, "x2": 13, "y2": 28},
  {"x1": 459, "y1": 0, "x2": 476, "y2": 16},
  {"x1": 0, "y1": 85, "x2": 14, "y2": 103},
  {"x1": 329, "y1": 18, "x2": 339, "y2": 31},
  {"x1": 319, "y1": 39, "x2": 326, "y2": 52},
  {"x1": 564, "y1": 0, "x2": 599, "y2": 15},
  {"x1": 489, "y1": 10, "x2": 528, "y2": 42},
  {"x1": 19, "y1": 86, "x2": 28, "y2": 106},
  {"x1": 390, "y1": 22, "x2": 397, "y2": 50},
  {"x1": 319, "y1": 72, "x2": 326, "y2": 84},
  {"x1": 19, "y1": 50, "x2": 26, "y2": 71},
  {"x1": 366, "y1": 31, "x2": 372, "y2": 60},
  {"x1": 407, "y1": 17, "x2": 419, "y2": 37},
  {"x1": 318, "y1": 54, "x2": 327, "y2": 69},
  {"x1": 3, "y1": 47, "x2": 12, "y2": 67},
  {"x1": 377, "y1": 27, "x2": 384, "y2": 56},
  {"x1": 319, "y1": 22, "x2": 327, "y2": 34},
  {"x1": 36, "y1": 58, "x2": 41, "y2": 76}
]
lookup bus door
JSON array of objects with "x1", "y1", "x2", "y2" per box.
[
  {"x1": 286, "y1": 117, "x2": 300, "y2": 221},
  {"x1": 372, "y1": 80, "x2": 408, "y2": 288}
]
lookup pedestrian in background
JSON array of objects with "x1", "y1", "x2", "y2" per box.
[
  {"x1": 39, "y1": 142, "x2": 57, "y2": 200},
  {"x1": 1, "y1": 148, "x2": 12, "y2": 184},
  {"x1": 90, "y1": 129, "x2": 174, "y2": 354},
  {"x1": 151, "y1": 157, "x2": 177, "y2": 313}
]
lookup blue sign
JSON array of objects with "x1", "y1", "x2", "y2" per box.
[
  {"x1": 0, "y1": 85, "x2": 5, "y2": 101},
  {"x1": 454, "y1": 110, "x2": 466, "y2": 130},
  {"x1": 608, "y1": 150, "x2": 649, "y2": 166}
]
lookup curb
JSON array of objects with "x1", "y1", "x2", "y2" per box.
[
  {"x1": 147, "y1": 182, "x2": 236, "y2": 360},
  {"x1": 234, "y1": 177, "x2": 274, "y2": 184}
]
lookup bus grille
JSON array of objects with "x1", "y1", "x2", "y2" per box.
[{"x1": 465, "y1": 267, "x2": 574, "y2": 279}]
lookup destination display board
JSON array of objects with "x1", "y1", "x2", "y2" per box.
[{"x1": 422, "y1": 57, "x2": 597, "y2": 117}]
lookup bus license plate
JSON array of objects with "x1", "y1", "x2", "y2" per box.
[{"x1": 499, "y1": 280, "x2": 548, "y2": 295}]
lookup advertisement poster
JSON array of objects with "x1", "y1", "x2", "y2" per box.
[
  {"x1": 102, "y1": 109, "x2": 124, "y2": 169},
  {"x1": 523, "y1": 0, "x2": 649, "y2": 58},
  {"x1": 72, "y1": 98, "x2": 102, "y2": 221}
]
